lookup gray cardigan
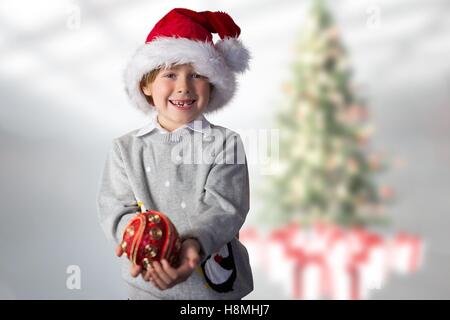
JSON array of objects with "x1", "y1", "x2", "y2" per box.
[{"x1": 97, "y1": 121, "x2": 253, "y2": 299}]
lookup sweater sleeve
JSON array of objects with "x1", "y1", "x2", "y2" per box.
[
  {"x1": 183, "y1": 133, "x2": 250, "y2": 258},
  {"x1": 97, "y1": 139, "x2": 139, "y2": 245}
]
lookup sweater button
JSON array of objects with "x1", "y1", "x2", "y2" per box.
[
  {"x1": 164, "y1": 180, "x2": 170, "y2": 187},
  {"x1": 145, "y1": 166, "x2": 151, "y2": 173},
  {"x1": 180, "y1": 201, "x2": 186, "y2": 209}
]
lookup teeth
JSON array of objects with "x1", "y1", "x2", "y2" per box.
[{"x1": 170, "y1": 100, "x2": 194, "y2": 107}]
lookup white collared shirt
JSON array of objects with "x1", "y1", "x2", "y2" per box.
[{"x1": 135, "y1": 112, "x2": 211, "y2": 137}]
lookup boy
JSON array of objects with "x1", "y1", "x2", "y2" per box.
[{"x1": 97, "y1": 8, "x2": 253, "y2": 299}]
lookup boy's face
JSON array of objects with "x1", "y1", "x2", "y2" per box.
[{"x1": 141, "y1": 64, "x2": 211, "y2": 132}]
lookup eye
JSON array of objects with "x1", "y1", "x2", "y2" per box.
[
  {"x1": 192, "y1": 73, "x2": 204, "y2": 79},
  {"x1": 163, "y1": 73, "x2": 176, "y2": 79}
]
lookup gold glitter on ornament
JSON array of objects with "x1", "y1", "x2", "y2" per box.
[
  {"x1": 145, "y1": 244, "x2": 158, "y2": 258},
  {"x1": 148, "y1": 214, "x2": 160, "y2": 224},
  {"x1": 149, "y1": 227, "x2": 163, "y2": 240},
  {"x1": 142, "y1": 258, "x2": 150, "y2": 269},
  {"x1": 126, "y1": 227, "x2": 135, "y2": 237}
]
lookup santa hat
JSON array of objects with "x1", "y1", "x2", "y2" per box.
[{"x1": 124, "y1": 8, "x2": 250, "y2": 114}]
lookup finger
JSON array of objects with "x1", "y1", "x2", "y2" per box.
[
  {"x1": 115, "y1": 245, "x2": 124, "y2": 257},
  {"x1": 152, "y1": 261, "x2": 173, "y2": 285},
  {"x1": 145, "y1": 274, "x2": 153, "y2": 282},
  {"x1": 148, "y1": 265, "x2": 161, "y2": 283},
  {"x1": 184, "y1": 252, "x2": 200, "y2": 267},
  {"x1": 177, "y1": 258, "x2": 192, "y2": 271},
  {"x1": 184, "y1": 246, "x2": 200, "y2": 258},
  {"x1": 176, "y1": 261, "x2": 195, "y2": 280},
  {"x1": 140, "y1": 268, "x2": 148, "y2": 281},
  {"x1": 144, "y1": 265, "x2": 154, "y2": 282},
  {"x1": 150, "y1": 277, "x2": 162, "y2": 290},
  {"x1": 189, "y1": 257, "x2": 200, "y2": 269},
  {"x1": 149, "y1": 269, "x2": 167, "y2": 290},
  {"x1": 184, "y1": 252, "x2": 200, "y2": 269},
  {"x1": 160, "y1": 259, "x2": 178, "y2": 280},
  {"x1": 130, "y1": 264, "x2": 142, "y2": 277}
]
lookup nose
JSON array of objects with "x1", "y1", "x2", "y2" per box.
[{"x1": 176, "y1": 76, "x2": 191, "y2": 94}]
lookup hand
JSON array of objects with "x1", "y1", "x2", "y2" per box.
[
  {"x1": 115, "y1": 244, "x2": 143, "y2": 278},
  {"x1": 142, "y1": 238, "x2": 201, "y2": 290}
]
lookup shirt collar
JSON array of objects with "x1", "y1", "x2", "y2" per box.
[{"x1": 135, "y1": 113, "x2": 211, "y2": 137}]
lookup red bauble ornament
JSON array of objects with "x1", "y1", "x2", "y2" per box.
[{"x1": 120, "y1": 210, "x2": 182, "y2": 269}]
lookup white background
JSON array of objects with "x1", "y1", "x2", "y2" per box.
[{"x1": 1, "y1": 0, "x2": 449, "y2": 299}]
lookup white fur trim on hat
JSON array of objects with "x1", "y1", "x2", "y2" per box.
[
  {"x1": 123, "y1": 37, "x2": 249, "y2": 114},
  {"x1": 216, "y1": 37, "x2": 251, "y2": 73}
]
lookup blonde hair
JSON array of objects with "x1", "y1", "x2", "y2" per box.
[{"x1": 140, "y1": 68, "x2": 161, "y2": 106}]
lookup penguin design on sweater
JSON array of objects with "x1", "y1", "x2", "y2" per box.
[{"x1": 201, "y1": 242, "x2": 237, "y2": 293}]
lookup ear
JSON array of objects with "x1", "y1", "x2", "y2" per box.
[{"x1": 141, "y1": 83, "x2": 152, "y2": 97}]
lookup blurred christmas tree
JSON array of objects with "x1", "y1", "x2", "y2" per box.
[{"x1": 260, "y1": 0, "x2": 393, "y2": 227}]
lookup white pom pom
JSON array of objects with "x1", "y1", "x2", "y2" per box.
[{"x1": 215, "y1": 37, "x2": 250, "y2": 73}]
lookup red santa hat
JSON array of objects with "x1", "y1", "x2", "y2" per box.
[{"x1": 124, "y1": 8, "x2": 250, "y2": 114}]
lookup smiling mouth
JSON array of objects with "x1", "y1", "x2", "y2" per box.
[{"x1": 169, "y1": 99, "x2": 196, "y2": 109}]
